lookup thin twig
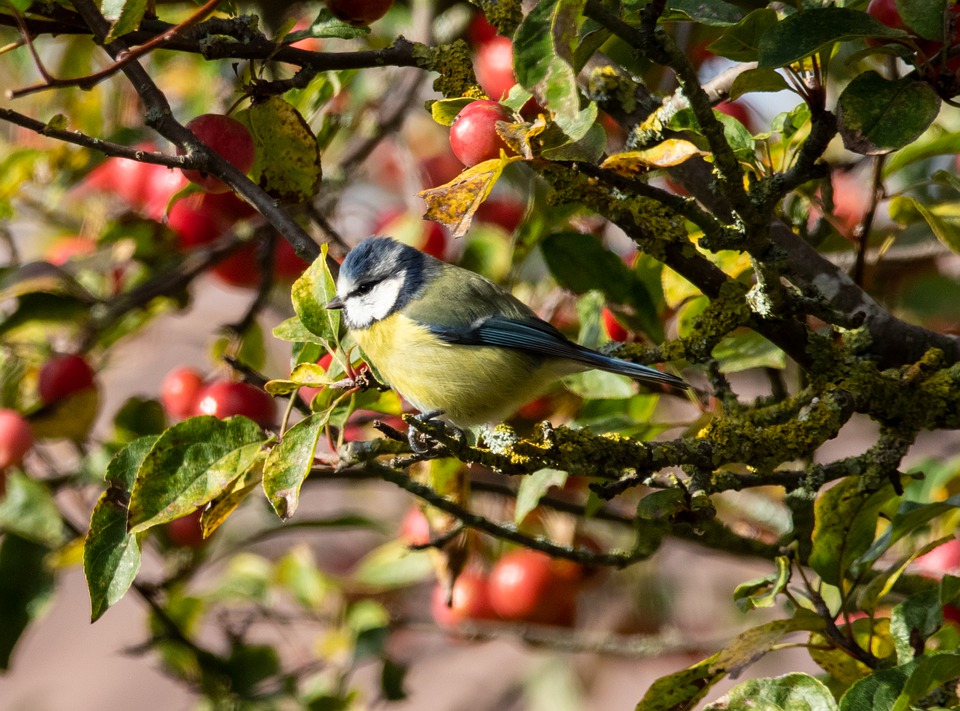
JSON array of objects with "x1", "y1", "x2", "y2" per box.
[{"x1": 8, "y1": 0, "x2": 224, "y2": 99}]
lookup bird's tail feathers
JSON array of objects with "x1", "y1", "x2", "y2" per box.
[{"x1": 571, "y1": 347, "x2": 688, "y2": 389}]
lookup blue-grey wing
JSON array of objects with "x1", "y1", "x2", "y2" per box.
[{"x1": 427, "y1": 315, "x2": 687, "y2": 389}]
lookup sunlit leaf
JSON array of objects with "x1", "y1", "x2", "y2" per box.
[
  {"x1": 601, "y1": 140, "x2": 705, "y2": 177},
  {"x1": 704, "y1": 673, "x2": 837, "y2": 711},
  {"x1": 127, "y1": 417, "x2": 268, "y2": 533},
  {"x1": 103, "y1": 0, "x2": 147, "y2": 43},
  {"x1": 263, "y1": 412, "x2": 326, "y2": 520},
  {"x1": 419, "y1": 156, "x2": 520, "y2": 238},
  {"x1": 291, "y1": 244, "x2": 340, "y2": 342}
]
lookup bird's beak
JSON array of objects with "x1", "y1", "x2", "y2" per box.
[{"x1": 326, "y1": 296, "x2": 345, "y2": 310}]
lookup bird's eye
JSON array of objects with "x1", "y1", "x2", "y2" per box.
[{"x1": 355, "y1": 282, "x2": 374, "y2": 296}]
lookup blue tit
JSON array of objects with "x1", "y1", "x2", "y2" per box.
[{"x1": 325, "y1": 236, "x2": 687, "y2": 429}]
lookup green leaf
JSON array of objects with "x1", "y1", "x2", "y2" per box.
[
  {"x1": 838, "y1": 653, "x2": 960, "y2": 711},
  {"x1": 634, "y1": 653, "x2": 724, "y2": 711},
  {"x1": 380, "y1": 657, "x2": 408, "y2": 702},
  {"x1": 0, "y1": 472, "x2": 66, "y2": 547},
  {"x1": 664, "y1": 0, "x2": 745, "y2": 26},
  {"x1": 112, "y1": 396, "x2": 166, "y2": 443},
  {"x1": 733, "y1": 556, "x2": 792, "y2": 613},
  {"x1": 263, "y1": 412, "x2": 326, "y2": 520},
  {"x1": 211, "y1": 320, "x2": 266, "y2": 374},
  {"x1": 294, "y1": 6, "x2": 371, "y2": 40},
  {"x1": 84, "y1": 489, "x2": 143, "y2": 622},
  {"x1": 266, "y1": 362, "x2": 336, "y2": 396},
  {"x1": 515, "y1": 468, "x2": 568, "y2": 524},
  {"x1": 636, "y1": 489, "x2": 687, "y2": 521},
  {"x1": 0, "y1": 293, "x2": 90, "y2": 341},
  {"x1": 513, "y1": 0, "x2": 584, "y2": 127},
  {"x1": 757, "y1": 8, "x2": 908, "y2": 69},
  {"x1": 0, "y1": 534, "x2": 55, "y2": 670},
  {"x1": 711, "y1": 613, "x2": 825, "y2": 678},
  {"x1": 853, "y1": 494, "x2": 960, "y2": 575},
  {"x1": 667, "y1": 108, "x2": 756, "y2": 162},
  {"x1": 541, "y1": 232, "x2": 660, "y2": 338},
  {"x1": 708, "y1": 9, "x2": 778, "y2": 62},
  {"x1": 350, "y1": 539, "x2": 434, "y2": 590},
  {"x1": 837, "y1": 72, "x2": 940, "y2": 156},
  {"x1": 856, "y1": 535, "x2": 954, "y2": 615},
  {"x1": 704, "y1": 673, "x2": 838, "y2": 711},
  {"x1": 941, "y1": 574, "x2": 960, "y2": 607},
  {"x1": 201, "y1": 461, "x2": 264, "y2": 537},
  {"x1": 224, "y1": 643, "x2": 280, "y2": 698},
  {"x1": 102, "y1": 0, "x2": 147, "y2": 43},
  {"x1": 542, "y1": 232, "x2": 631, "y2": 298},
  {"x1": 712, "y1": 331, "x2": 786, "y2": 373},
  {"x1": 890, "y1": 589, "x2": 942, "y2": 664},
  {"x1": 729, "y1": 69, "x2": 792, "y2": 101},
  {"x1": 275, "y1": 544, "x2": 334, "y2": 610},
  {"x1": 127, "y1": 417, "x2": 268, "y2": 533},
  {"x1": 896, "y1": 0, "x2": 949, "y2": 42},
  {"x1": 882, "y1": 129, "x2": 960, "y2": 177},
  {"x1": 564, "y1": 369, "x2": 635, "y2": 399},
  {"x1": 541, "y1": 116, "x2": 606, "y2": 162},
  {"x1": 809, "y1": 478, "x2": 897, "y2": 587},
  {"x1": 273, "y1": 316, "x2": 329, "y2": 345},
  {"x1": 907, "y1": 197, "x2": 960, "y2": 254},
  {"x1": 291, "y1": 243, "x2": 340, "y2": 343},
  {"x1": 236, "y1": 96, "x2": 322, "y2": 204},
  {"x1": 430, "y1": 98, "x2": 473, "y2": 127}
]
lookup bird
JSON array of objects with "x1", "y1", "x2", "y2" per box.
[{"x1": 325, "y1": 236, "x2": 687, "y2": 430}]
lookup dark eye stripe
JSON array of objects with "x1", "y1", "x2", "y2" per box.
[{"x1": 352, "y1": 281, "x2": 376, "y2": 297}]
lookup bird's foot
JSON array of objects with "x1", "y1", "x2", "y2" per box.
[
  {"x1": 407, "y1": 410, "x2": 445, "y2": 454},
  {"x1": 406, "y1": 410, "x2": 467, "y2": 454}
]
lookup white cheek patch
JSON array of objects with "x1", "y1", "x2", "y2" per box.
[{"x1": 345, "y1": 270, "x2": 406, "y2": 329}]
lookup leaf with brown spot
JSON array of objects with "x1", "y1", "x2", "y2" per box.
[
  {"x1": 419, "y1": 155, "x2": 522, "y2": 238},
  {"x1": 497, "y1": 115, "x2": 548, "y2": 159}
]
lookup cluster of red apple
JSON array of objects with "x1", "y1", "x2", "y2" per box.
[
  {"x1": 80, "y1": 113, "x2": 307, "y2": 288},
  {"x1": 0, "y1": 354, "x2": 96, "y2": 495},
  {"x1": 160, "y1": 366, "x2": 277, "y2": 429},
  {"x1": 401, "y1": 508, "x2": 592, "y2": 628}
]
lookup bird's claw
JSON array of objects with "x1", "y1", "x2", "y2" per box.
[{"x1": 405, "y1": 410, "x2": 467, "y2": 454}]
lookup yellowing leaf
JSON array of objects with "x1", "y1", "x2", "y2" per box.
[
  {"x1": 601, "y1": 140, "x2": 705, "y2": 176},
  {"x1": 237, "y1": 97, "x2": 322, "y2": 204},
  {"x1": 498, "y1": 115, "x2": 548, "y2": 159},
  {"x1": 418, "y1": 155, "x2": 521, "y2": 238}
]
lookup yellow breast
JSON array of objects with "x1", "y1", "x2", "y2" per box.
[{"x1": 353, "y1": 314, "x2": 566, "y2": 427}]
